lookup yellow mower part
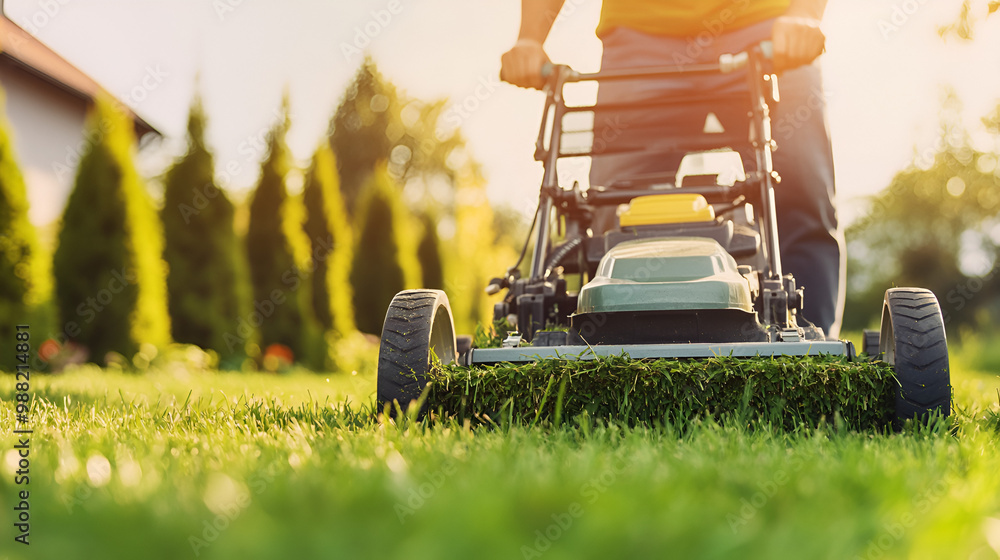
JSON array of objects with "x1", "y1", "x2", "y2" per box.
[{"x1": 618, "y1": 193, "x2": 716, "y2": 227}]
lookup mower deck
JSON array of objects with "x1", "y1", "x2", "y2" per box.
[{"x1": 462, "y1": 340, "x2": 854, "y2": 365}]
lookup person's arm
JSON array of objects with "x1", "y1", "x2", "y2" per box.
[
  {"x1": 772, "y1": 0, "x2": 828, "y2": 72},
  {"x1": 500, "y1": 0, "x2": 566, "y2": 89}
]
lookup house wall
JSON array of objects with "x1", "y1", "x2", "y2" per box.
[{"x1": 0, "y1": 56, "x2": 88, "y2": 226}]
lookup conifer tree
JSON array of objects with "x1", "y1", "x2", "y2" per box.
[
  {"x1": 350, "y1": 167, "x2": 420, "y2": 334},
  {"x1": 161, "y1": 96, "x2": 244, "y2": 357},
  {"x1": 0, "y1": 88, "x2": 39, "y2": 370},
  {"x1": 417, "y1": 212, "x2": 444, "y2": 290},
  {"x1": 53, "y1": 96, "x2": 170, "y2": 362},
  {"x1": 302, "y1": 143, "x2": 354, "y2": 335},
  {"x1": 245, "y1": 99, "x2": 311, "y2": 359}
]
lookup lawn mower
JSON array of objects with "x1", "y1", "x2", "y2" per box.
[{"x1": 376, "y1": 43, "x2": 951, "y2": 427}]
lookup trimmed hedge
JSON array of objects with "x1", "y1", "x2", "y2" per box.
[{"x1": 426, "y1": 355, "x2": 896, "y2": 430}]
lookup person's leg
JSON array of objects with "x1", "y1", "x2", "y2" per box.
[
  {"x1": 769, "y1": 63, "x2": 844, "y2": 337},
  {"x1": 589, "y1": 28, "x2": 712, "y2": 191},
  {"x1": 589, "y1": 28, "x2": 748, "y2": 232},
  {"x1": 591, "y1": 23, "x2": 844, "y2": 337}
]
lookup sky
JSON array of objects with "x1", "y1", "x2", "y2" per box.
[{"x1": 6, "y1": 0, "x2": 1000, "y2": 227}]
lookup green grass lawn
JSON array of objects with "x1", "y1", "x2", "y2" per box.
[{"x1": 2, "y1": 344, "x2": 1000, "y2": 560}]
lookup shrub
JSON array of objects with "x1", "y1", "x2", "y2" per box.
[
  {"x1": 302, "y1": 144, "x2": 354, "y2": 336},
  {"x1": 417, "y1": 212, "x2": 444, "y2": 290},
  {"x1": 244, "y1": 100, "x2": 313, "y2": 360},
  {"x1": 350, "y1": 166, "x2": 419, "y2": 334},
  {"x1": 161, "y1": 96, "x2": 245, "y2": 359},
  {"x1": 0, "y1": 87, "x2": 40, "y2": 371},
  {"x1": 52, "y1": 96, "x2": 170, "y2": 363}
]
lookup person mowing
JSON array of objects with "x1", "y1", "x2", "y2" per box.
[{"x1": 500, "y1": 0, "x2": 844, "y2": 339}]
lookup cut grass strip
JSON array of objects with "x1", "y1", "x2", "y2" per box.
[{"x1": 427, "y1": 355, "x2": 897, "y2": 430}]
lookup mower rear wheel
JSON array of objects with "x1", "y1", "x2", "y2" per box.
[
  {"x1": 879, "y1": 288, "x2": 951, "y2": 426},
  {"x1": 456, "y1": 335, "x2": 473, "y2": 359},
  {"x1": 377, "y1": 290, "x2": 457, "y2": 416},
  {"x1": 862, "y1": 329, "x2": 880, "y2": 358}
]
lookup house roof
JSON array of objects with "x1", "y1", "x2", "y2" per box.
[{"x1": 0, "y1": 14, "x2": 160, "y2": 137}]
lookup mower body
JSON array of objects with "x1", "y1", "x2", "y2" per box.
[
  {"x1": 576, "y1": 237, "x2": 753, "y2": 315},
  {"x1": 482, "y1": 44, "x2": 815, "y2": 357},
  {"x1": 376, "y1": 43, "x2": 951, "y2": 426}
]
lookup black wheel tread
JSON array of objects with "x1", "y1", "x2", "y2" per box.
[
  {"x1": 862, "y1": 329, "x2": 880, "y2": 358},
  {"x1": 883, "y1": 288, "x2": 951, "y2": 425},
  {"x1": 376, "y1": 290, "x2": 455, "y2": 416}
]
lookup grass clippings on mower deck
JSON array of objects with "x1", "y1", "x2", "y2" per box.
[{"x1": 427, "y1": 354, "x2": 897, "y2": 430}]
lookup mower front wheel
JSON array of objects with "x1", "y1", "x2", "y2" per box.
[
  {"x1": 879, "y1": 288, "x2": 951, "y2": 427},
  {"x1": 377, "y1": 290, "x2": 457, "y2": 416}
]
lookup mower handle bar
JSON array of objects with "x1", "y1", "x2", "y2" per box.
[{"x1": 540, "y1": 41, "x2": 772, "y2": 85}]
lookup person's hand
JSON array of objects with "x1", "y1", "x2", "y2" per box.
[
  {"x1": 771, "y1": 15, "x2": 825, "y2": 73},
  {"x1": 500, "y1": 39, "x2": 550, "y2": 89}
]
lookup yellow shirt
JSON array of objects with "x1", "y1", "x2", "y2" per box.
[{"x1": 597, "y1": 0, "x2": 791, "y2": 38}]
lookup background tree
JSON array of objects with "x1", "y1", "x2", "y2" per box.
[
  {"x1": 330, "y1": 59, "x2": 398, "y2": 215},
  {"x1": 332, "y1": 58, "x2": 516, "y2": 334},
  {"x1": 938, "y1": 0, "x2": 999, "y2": 40},
  {"x1": 447, "y1": 165, "x2": 520, "y2": 334},
  {"x1": 0, "y1": 87, "x2": 40, "y2": 371},
  {"x1": 350, "y1": 165, "x2": 420, "y2": 335},
  {"x1": 417, "y1": 211, "x2": 444, "y2": 291},
  {"x1": 302, "y1": 143, "x2": 354, "y2": 336},
  {"x1": 245, "y1": 98, "x2": 315, "y2": 361},
  {"x1": 161, "y1": 96, "x2": 245, "y2": 361},
  {"x1": 52, "y1": 96, "x2": 170, "y2": 362},
  {"x1": 330, "y1": 58, "x2": 464, "y2": 216},
  {"x1": 844, "y1": 94, "x2": 1000, "y2": 332}
]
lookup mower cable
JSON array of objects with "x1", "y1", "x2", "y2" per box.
[
  {"x1": 545, "y1": 236, "x2": 583, "y2": 279},
  {"x1": 510, "y1": 195, "x2": 543, "y2": 273}
]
